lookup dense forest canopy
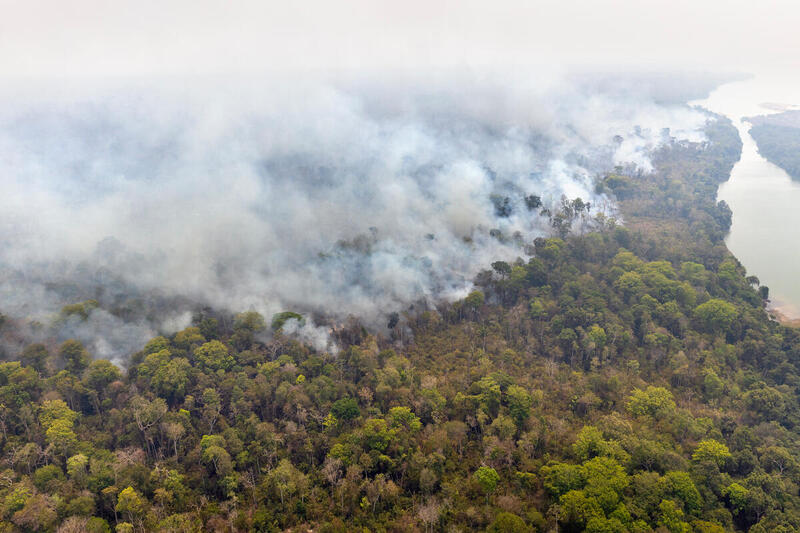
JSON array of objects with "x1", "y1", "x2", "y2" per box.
[{"x1": 6, "y1": 102, "x2": 800, "y2": 533}]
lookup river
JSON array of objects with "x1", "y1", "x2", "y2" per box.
[{"x1": 696, "y1": 74, "x2": 800, "y2": 320}]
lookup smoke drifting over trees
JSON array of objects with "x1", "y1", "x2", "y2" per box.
[{"x1": 0, "y1": 72, "x2": 712, "y2": 360}]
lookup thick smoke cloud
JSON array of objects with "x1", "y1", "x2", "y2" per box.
[{"x1": 0, "y1": 72, "x2": 709, "y2": 360}]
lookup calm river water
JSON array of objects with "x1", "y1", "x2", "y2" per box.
[{"x1": 697, "y1": 74, "x2": 800, "y2": 319}]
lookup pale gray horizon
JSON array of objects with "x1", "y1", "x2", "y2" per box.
[{"x1": 1, "y1": 0, "x2": 798, "y2": 80}]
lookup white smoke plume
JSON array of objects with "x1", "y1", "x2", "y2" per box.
[{"x1": 0, "y1": 70, "x2": 712, "y2": 360}]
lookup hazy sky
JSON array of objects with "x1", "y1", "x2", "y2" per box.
[{"x1": 1, "y1": 0, "x2": 798, "y2": 79}]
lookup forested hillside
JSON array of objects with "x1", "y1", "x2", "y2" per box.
[
  {"x1": 747, "y1": 111, "x2": 800, "y2": 180},
  {"x1": 5, "y1": 113, "x2": 800, "y2": 533}
]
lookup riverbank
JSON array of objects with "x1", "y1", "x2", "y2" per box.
[
  {"x1": 768, "y1": 306, "x2": 800, "y2": 327},
  {"x1": 767, "y1": 297, "x2": 800, "y2": 327},
  {"x1": 697, "y1": 75, "x2": 800, "y2": 326}
]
